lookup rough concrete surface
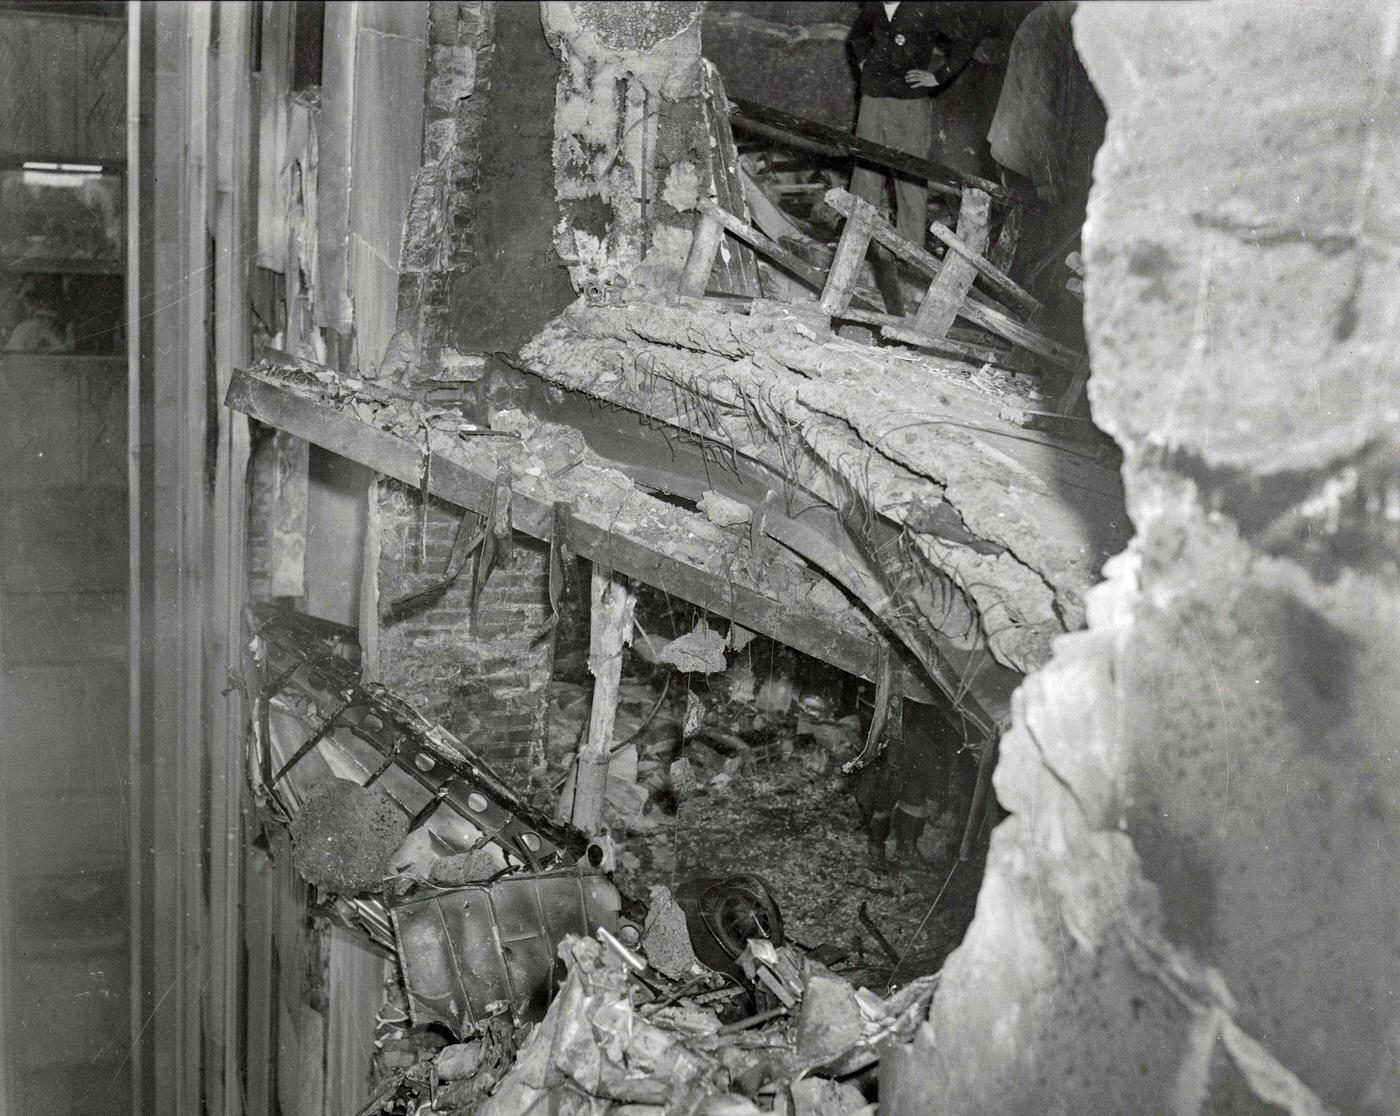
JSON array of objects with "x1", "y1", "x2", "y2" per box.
[
  {"x1": 886, "y1": 4, "x2": 1400, "y2": 1114},
  {"x1": 521, "y1": 299, "x2": 1127, "y2": 685}
]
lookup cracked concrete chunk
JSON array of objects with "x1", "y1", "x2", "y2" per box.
[
  {"x1": 795, "y1": 973, "x2": 863, "y2": 1068},
  {"x1": 698, "y1": 489, "x2": 752, "y2": 527},
  {"x1": 657, "y1": 618, "x2": 729, "y2": 673}
]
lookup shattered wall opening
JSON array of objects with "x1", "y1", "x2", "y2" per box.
[
  {"x1": 114, "y1": 1, "x2": 1400, "y2": 1113},
  {"x1": 219, "y1": 2, "x2": 1129, "y2": 1112}
]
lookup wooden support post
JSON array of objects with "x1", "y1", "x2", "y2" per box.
[
  {"x1": 679, "y1": 212, "x2": 725, "y2": 298},
  {"x1": 570, "y1": 566, "x2": 636, "y2": 833},
  {"x1": 819, "y1": 195, "x2": 878, "y2": 317},
  {"x1": 913, "y1": 187, "x2": 991, "y2": 338}
]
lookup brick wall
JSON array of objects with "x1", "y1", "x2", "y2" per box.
[{"x1": 375, "y1": 479, "x2": 555, "y2": 781}]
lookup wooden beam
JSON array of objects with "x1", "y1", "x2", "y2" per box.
[
  {"x1": 818, "y1": 194, "x2": 877, "y2": 317},
  {"x1": 728, "y1": 96, "x2": 1020, "y2": 205},
  {"x1": 696, "y1": 199, "x2": 879, "y2": 314},
  {"x1": 697, "y1": 200, "x2": 827, "y2": 295},
  {"x1": 1056, "y1": 357, "x2": 1093, "y2": 416},
  {"x1": 571, "y1": 568, "x2": 635, "y2": 833},
  {"x1": 913, "y1": 187, "x2": 991, "y2": 338},
  {"x1": 701, "y1": 63, "x2": 761, "y2": 297},
  {"x1": 838, "y1": 307, "x2": 1007, "y2": 365},
  {"x1": 679, "y1": 211, "x2": 725, "y2": 298},
  {"x1": 224, "y1": 368, "x2": 944, "y2": 706},
  {"x1": 928, "y1": 218, "x2": 1042, "y2": 318},
  {"x1": 960, "y1": 294, "x2": 1083, "y2": 370},
  {"x1": 739, "y1": 164, "x2": 806, "y2": 243}
]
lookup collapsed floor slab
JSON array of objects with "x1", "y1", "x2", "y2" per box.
[
  {"x1": 226, "y1": 357, "x2": 940, "y2": 705},
  {"x1": 518, "y1": 297, "x2": 1128, "y2": 723}
]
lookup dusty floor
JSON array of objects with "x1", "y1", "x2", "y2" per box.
[
  {"x1": 541, "y1": 640, "x2": 985, "y2": 989},
  {"x1": 643, "y1": 749, "x2": 983, "y2": 986}
]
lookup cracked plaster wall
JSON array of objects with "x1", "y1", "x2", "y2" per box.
[{"x1": 883, "y1": 4, "x2": 1400, "y2": 1114}]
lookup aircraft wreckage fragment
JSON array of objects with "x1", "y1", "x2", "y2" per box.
[{"x1": 245, "y1": 605, "x2": 784, "y2": 1035}]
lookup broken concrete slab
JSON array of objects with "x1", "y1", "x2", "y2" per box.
[{"x1": 517, "y1": 298, "x2": 1127, "y2": 726}]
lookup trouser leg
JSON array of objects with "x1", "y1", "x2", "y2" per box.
[
  {"x1": 892, "y1": 802, "x2": 928, "y2": 852},
  {"x1": 849, "y1": 96, "x2": 890, "y2": 210},
  {"x1": 887, "y1": 98, "x2": 932, "y2": 246}
]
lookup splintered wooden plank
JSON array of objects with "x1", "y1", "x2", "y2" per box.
[
  {"x1": 696, "y1": 199, "x2": 878, "y2": 312},
  {"x1": 224, "y1": 368, "x2": 940, "y2": 704},
  {"x1": 826, "y1": 188, "x2": 1082, "y2": 369},
  {"x1": 913, "y1": 187, "x2": 991, "y2": 338},
  {"x1": 739, "y1": 164, "x2": 805, "y2": 243},
  {"x1": 928, "y1": 217, "x2": 1043, "y2": 318},
  {"x1": 818, "y1": 195, "x2": 877, "y2": 317},
  {"x1": 701, "y1": 63, "x2": 761, "y2": 298},
  {"x1": 679, "y1": 212, "x2": 725, "y2": 298}
]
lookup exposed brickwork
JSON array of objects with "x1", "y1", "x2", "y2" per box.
[{"x1": 375, "y1": 479, "x2": 555, "y2": 781}]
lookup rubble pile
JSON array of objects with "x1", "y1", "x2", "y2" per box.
[
  {"x1": 379, "y1": 932, "x2": 937, "y2": 1116},
  {"x1": 541, "y1": 637, "x2": 981, "y2": 990},
  {"x1": 246, "y1": 601, "x2": 972, "y2": 1116}
]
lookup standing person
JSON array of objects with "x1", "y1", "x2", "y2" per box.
[
  {"x1": 847, "y1": 1, "x2": 968, "y2": 247},
  {"x1": 987, "y1": 1, "x2": 1084, "y2": 207}
]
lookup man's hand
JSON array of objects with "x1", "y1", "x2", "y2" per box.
[{"x1": 904, "y1": 68, "x2": 941, "y2": 88}]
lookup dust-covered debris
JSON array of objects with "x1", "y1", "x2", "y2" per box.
[
  {"x1": 699, "y1": 489, "x2": 754, "y2": 527},
  {"x1": 290, "y1": 778, "x2": 411, "y2": 895},
  {"x1": 399, "y1": 931, "x2": 937, "y2": 1116},
  {"x1": 541, "y1": 634, "x2": 982, "y2": 994},
  {"x1": 657, "y1": 618, "x2": 730, "y2": 673}
]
